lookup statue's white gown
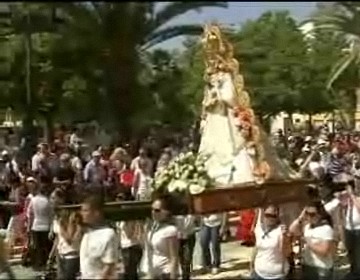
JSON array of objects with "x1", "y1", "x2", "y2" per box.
[{"x1": 199, "y1": 72, "x2": 255, "y2": 186}]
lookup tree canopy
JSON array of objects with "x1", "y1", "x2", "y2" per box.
[{"x1": 0, "y1": 2, "x2": 357, "y2": 138}]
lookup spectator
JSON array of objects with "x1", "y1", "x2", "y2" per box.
[
  {"x1": 27, "y1": 185, "x2": 53, "y2": 271},
  {"x1": 83, "y1": 151, "x2": 106, "y2": 190}
]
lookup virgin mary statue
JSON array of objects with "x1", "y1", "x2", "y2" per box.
[{"x1": 199, "y1": 23, "x2": 271, "y2": 186}]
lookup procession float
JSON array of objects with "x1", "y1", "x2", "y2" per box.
[{"x1": 58, "y1": 23, "x2": 312, "y2": 220}]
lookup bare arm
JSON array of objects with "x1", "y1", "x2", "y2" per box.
[
  {"x1": 101, "y1": 263, "x2": 116, "y2": 280},
  {"x1": 100, "y1": 232, "x2": 118, "y2": 279},
  {"x1": 132, "y1": 172, "x2": 140, "y2": 194},
  {"x1": 289, "y1": 209, "x2": 306, "y2": 237},
  {"x1": 280, "y1": 231, "x2": 292, "y2": 258},
  {"x1": 48, "y1": 236, "x2": 58, "y2": 262},
  {"x1": 167, "y1": 236, "x2": 179, "y2": 279},
  {"x1": 350, "y1": 194, "x2": 360, "y2": 212}
]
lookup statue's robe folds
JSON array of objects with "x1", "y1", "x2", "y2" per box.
[{"x1": 199, "y1": 71, "x2": 255, "y2": 186}]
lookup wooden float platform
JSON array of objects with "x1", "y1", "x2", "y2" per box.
[{"x1": 55, "y1": 178, "x2": 314, "y2": 220}]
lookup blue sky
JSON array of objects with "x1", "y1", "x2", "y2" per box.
[{"x1": 158, "y1": 2, "x2": 317, "y2": 49}]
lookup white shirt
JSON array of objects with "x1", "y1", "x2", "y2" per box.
[
  {"x1": 302, "y1": 224, "x2": 334, "y2": 269},
  {"x1": 147, "y1": 224, "x2": 178, "y2": 276},
  {"x1": 53, "y1": 220, "x2": 81, "y2": 255},
  {"x1": 203, "y1": 214, "x2": 222, "y2": 227},
  {"x1": 323, "y1": 198, "x2": 340, "y2": 214},
  {"x1": 130, "y1": 156, "x2": 153, "y2": 174},
  {"x1": 175, "y1": 215, "x2": 196, "y2": 239},
  {"x1": 308, "y1": 161, "x2": 324, "y2": 179},
  {"x1": 69, "y1": 133, "x2": 81, "y2": 147},
  {"x1": 31, "y1": 153, "x2": 42, "y2": 172},
  {"x1": 254, "y1": 224, "x2": 289, "y2": 279},
  {"x1": 27, "y1": 194, "x2": 52, "y2": 231},
  {"x1": 71, "y1": 157, "x2": 82, "y2": 171},
  {"x1": 80, "y1": 226, "x2": 118, "y2": 279},
  {"x1": 345, "y1": 201, "x2": 360, "y2": 230},
  {"x1": 4, "y1": 160, "x2": 21, "y2": 177}
]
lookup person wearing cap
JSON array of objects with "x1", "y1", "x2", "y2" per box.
[{"x1": 83, "y1": 150, "x2": 107, "y2": 190}]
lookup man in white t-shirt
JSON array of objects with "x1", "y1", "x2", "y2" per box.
[{"x1": 80, "y1": 195, "x2": 118, "y2": 279}]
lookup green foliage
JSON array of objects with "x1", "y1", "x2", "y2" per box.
[
  {"x1": 234, "y1": 11, "x2": 309, "y2": 116},
  {"x1": 311, "y1": 2, "x2": 360, "y2": 88},
  {"x1": 181, "y1": 10, "x2": 342, "y2": 120},
  {"x1": 0, "y1": 2, "x2": 354, "y2": 134}
]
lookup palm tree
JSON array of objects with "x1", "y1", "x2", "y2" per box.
[
  {"x1": 53, "y1": 2, "x2": 228, "y2": 136},
  {"x1": 310, "y1": 1, "x2": 360, "y2": 88}
]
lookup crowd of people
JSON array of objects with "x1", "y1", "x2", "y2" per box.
[
  {"x1": 0, "y1": 126, "x2": 204, "y2": 280},
  {"x1": 0, "y1": 126, "x2": 360, "y2": 280},
  {"x1": 237, "y1": 128, "x2": 360, "y2": 280}
]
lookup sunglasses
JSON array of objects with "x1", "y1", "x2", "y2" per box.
[
  {"x1": 152, "y1": 208, "x2": 161, "y2": 213},
  {"x1": 264, "y1": 213, "x2": 277, "y2": 219},
  {"x1": 306, "y1": 211, "x2": 317, "y2": 217}
]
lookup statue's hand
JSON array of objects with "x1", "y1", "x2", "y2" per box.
[{"x1": 203, "y1": 95, "x2": 218, "y2": 109}]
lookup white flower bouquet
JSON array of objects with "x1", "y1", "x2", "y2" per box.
[{"x1": 153, "y1": 151, "x2": 214, "y2": 195}]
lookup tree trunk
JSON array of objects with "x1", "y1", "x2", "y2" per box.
[
  {"x1": 43, "y1": 113, "x2": 54, "y2": 143},
  {"x1": 308, "y1": 114, "x2": 312, "y2": 133},
  {"x1": 108, "y1": 43, "x2": 139, "y2": 141}
]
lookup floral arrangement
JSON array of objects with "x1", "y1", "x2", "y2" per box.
[
  {"x1": 233, "y1": 106, "x2": 254, "y2": 131},
  {"x1": 233, "y1": 105, "x2": 271, "y2": 182},
  {"x1": 153, "y1": 151, "x2": 214, "y2": 195}
]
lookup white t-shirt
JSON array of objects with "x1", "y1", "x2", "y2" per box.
[
  {"x1": 53, "y1": 220, "x2": 81, "y2": 255},
  {"x1": 308, "y1": 161, "x2": 324, "y2": 179},
  {"x1": 28, "y1": 194, "x2": 52, "y2": 231},
  {"x1": 71, "y1": 157, "x2": 82, "y2": 171},
  {"x1": 203, "y1": 214, "x2": 222, "y2": 227},
  {"x1": 302, "y1": 224, "x2": 334, "y2": 269},
  {"x1": 323, "y1": 198, "x2": 340, "y2": 214},
  {"x1": 80, "y1": 226, "x2": 118, "y2": 279},
  {"x1": 31, "y1": 153, "x2": 41, "y2": 172},
  {"x1": 254, "y1": 224, "x2": 289, "y2": 279},
  {"x1": 147, "y1": 224, "x2": 178, "y2": 276},
  {"x1": 345, "y1": 202, "x2": 360, "y2": 230}
]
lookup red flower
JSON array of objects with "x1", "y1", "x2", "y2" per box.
[
  {"x1": 234, "y1": 107, "x2": 253, "y2": 130},
  {"x1": 119, "y1": 169, "x2": 134, "y2": 187}
]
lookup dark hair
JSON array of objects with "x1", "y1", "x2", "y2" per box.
[
  {"x1": 82, "y1": 195, "x2": 104, "y2": 214},
  {"x1": 263, "y1": 204, "x2": 280, "y2": 214},
  {"x1": 306, "y1": 200, "x2": 333, "y2": 227},
  {"x1": 306, "y1": 185, "x2": 320, "y2": 200},
  {"x1": 38, "y1": 184, "x2": 48, "y2": 195},
  {"x1": 263, "y1": 204, "x2": 281, "y2": 224},
  {"x1": 312, "y1": 151, "x2": 321, "y2": 162},
  {"x1": 152, "y1": 193, "x2": 175, "y2": 214}
]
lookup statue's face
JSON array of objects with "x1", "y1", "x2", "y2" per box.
[{"x1": 202, "y1": 25, "x2": 222, "y2": 53}]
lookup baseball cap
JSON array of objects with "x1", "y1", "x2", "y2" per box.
[{"x1": 92, "y1": 150, "x2": 101, "y2": 157}]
